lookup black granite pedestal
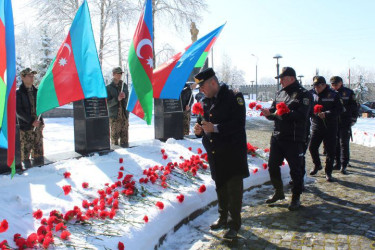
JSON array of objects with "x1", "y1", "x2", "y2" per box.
[
  {"x1": 73, "y1": 98, "x2": 110, "y2": 155},
  {"x1": 154, "y1": 98, "x2": 184, "y2": 141},
  {"x1": 0, "y1": 125, "x2": 22, "y2": 174}
]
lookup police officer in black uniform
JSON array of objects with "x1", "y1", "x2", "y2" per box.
[
  {"x1": 261, "y1": 67, "x2": 311, "y2": 211},
  {"x1": 193, "y1": 68, "x2": 249, "y2": 239},
  {"x1": 330, "y1": 76, "x2": 358, "y2": 174},
  {"x1": 309, "y1": 76, "x2": 343, "y2": 182}
]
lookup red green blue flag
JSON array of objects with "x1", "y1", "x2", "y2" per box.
[
  {"x1": 0, "y1": 0, "x2": 16, "y2": 177},
  {"x1": 127, "y1": 0, "x2": 153, "y2": 125},
  {"x1": 37, "y1": 0, "x2": 107, "y2": 116},
  {"x1": 153, "y1": 24, "x2": 225, "y2": 99}
]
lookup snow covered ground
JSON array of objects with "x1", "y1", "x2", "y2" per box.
[{"x1": 0, "y1": 101, "x2": 373, "y2": 249}]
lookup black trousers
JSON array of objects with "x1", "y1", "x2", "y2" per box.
[
  {"x1": 335, "y1": 126, "x2": 351, "y2": 168},
  {"x1": 215, "y1": 175, "x2": 243, "y2": 231},
  {"x1": 268, "y1": 137, "x2": 304, "y2": 195},
  {"x1": 309, "y1": 126, "x2": 337, "y2": 175}
]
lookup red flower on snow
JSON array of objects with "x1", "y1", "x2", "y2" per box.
[
  {"x1": 162, "y1": 154, "x2": 168, "y2": 160},
  {"x1": 253, "y1": 168, "x2": 258, "y2": 174},
  {"x1": 63, "y1": 171, "x2": 71, "y2": 178},
  {"x1": 192, "y1": 102, "x2": 204, "y2": 116},
  {"x1": 255, "y1": 104, "x2": 263, "y2": 110},
  {"x1": 119, "y1": 158, "x2": 123, "y2": 163},
  {"x1": 249, "y1": 102, "x2": 257, "y2": 109},
  {"x1": 143, "y1": 215, "x2": 149, "y2": 223},
  {"x1": 33, "y1": 209, "x2": 43, "y2": 220},
  {"x1": 198, "y1": 185, "x2": 206, "y2": 193},
  {"x1": 197, "y1": 148, "x2": 203, "y2": 154},
  {"x1": 55, "y1": 222, "x2": 67, "y2": 232},
  {"x1": 120, "y1": 166, "x2": 124, "y2": 171},
  {"x1": 313, "y1": 104, "x2": 323, "y2": 114},
  {"x1": 0, "y1": 219, "x2": 8, "y2": 233},
  {"x1": 60, "y1": 230, "x2": 71, "y2": 240},
  {"x1": 82, "y1": 182, "x2": 89, "y2": 189},
  {"x1": 176, "y1": 194, "x2": 184, "y2": 203},
  {"x1": 62, "y1": 185, "x2": 72, "y2": 195},
  {"x1": 118, "y1": 241, "x2": 125, "y2": 250},
  {"x1": 276, "y1": 102, "x2": 290, "y2": 116},
  {"x1": 118, "y1": 171, "x2": 124, "y2": 179},
  {"x1": 156, "y1": 201, "x2": 164, "y2": 210},
  {"x1": 262, "y1": 163, "x2": 268, "y2": 169}
]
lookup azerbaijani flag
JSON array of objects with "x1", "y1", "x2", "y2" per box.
[
  {"x1": 0, "y1": 0, "x2": 16, "y2": 177},
  {"x1": 153, "y1": 24, "x2": 225, "y2": 99},
  {"x1": 36, "y1": 0, "x2": 107, "y2": 116},
  {"x1": 127, "y1": 0, "x2": 153, "y2": 125}
]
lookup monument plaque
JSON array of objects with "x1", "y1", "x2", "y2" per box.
[
  {"x1": 0, "y1": 125, "x2": 22, "y2": 174},
  {"x1": 74, "y1": 97, "x2": 110, "y2": 155},
  {"x1": 154, "y1": 98, "x2": 184, "y2": 141}
]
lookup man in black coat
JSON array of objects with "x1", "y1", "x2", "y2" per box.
[
  {"x1": 16, "y1": 68, "x2": 44, "y2": 167},
  {"x1": 261, "y1": 67, "x2": 311, "y2": 211},
  {"x1": 330, "y1": 76, "x2": 358, "y2": 174},
  {"x1": 193, "y1": 68, "x2": 249, "y2": 239},
  {"x1": 309, "y1": 76, "x2": 343, "y2": 182}
]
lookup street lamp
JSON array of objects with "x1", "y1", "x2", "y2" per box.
[
  {"x1": 348, "y1": 57, "x2": 355, "y2": 88},
  {"x1": 273, "y1": 54, "x2": 282, "y2": 90},
  {"x1": 251, "y1": 54, "x2": 258, "y2": 100},
  {"x1": 297, "y1": 75, "x2": 304, "y2": 85},
  {"x1": 250, "y1": 80, "x2": 254, "y2": 100}
]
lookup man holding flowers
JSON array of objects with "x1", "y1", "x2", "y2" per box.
[
  {"x1": 193, "y1": 68, "x2": 249, "y2": 239},
  {"x1": 261, "y1": 67, "x2": 311, "y2": 211}
]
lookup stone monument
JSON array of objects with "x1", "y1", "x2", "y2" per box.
[{"x1": 0, "y1": 125, "x2": 22, "y2": 174}]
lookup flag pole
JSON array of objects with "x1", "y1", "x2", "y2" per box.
[{"x1": 33, "y1": 115, "x2": 41, "y2": 132}]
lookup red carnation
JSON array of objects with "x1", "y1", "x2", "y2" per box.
[
  {"x1": 262, "y1": 163, "x2": 268, "y2": 169},
  {"x1": 118, "y1": 241, "x2": 125, "y2": 250},
  {"x1": 26, "y1": 233, "x2": 38, "y2": 248},
  {"x1": 82, "y1": 182, "x2": 89, "y2": 189},
  {"x1": 198, "y1": 185, "x2": 206, "y2": 193},
  {"x1": 62, "y1": 185, "x2": 72, "y2": 195},
  {"x1": 120, "y1": 166, "x2": 124, "y2": 171},
  {"x1": 119, "y1": 158, "x2": 123, "y2": 163},
  {"x1": 255, "y1": 104, "x2": 263, "y2": 110},
  {"x1": 162, "y1": 154, "x2": 168, "y2": 160},
  {"x1": 161, "y1": 149, "x2": 165, "y2": 154},
  {"x1": 33, "y1": 209, "x2": 43, "y2": 220},
  {"x1": 176, "y1": 194, "x2": 184, "y2": 203},
  {"x1": 253, "y1": 168, "x2": 258, "y2": 174},
  {"x1": 313, "y1": 104, "x2": 323, "y2": 114},
  {"x1": 143, "y1": 215, "x2": 149, "y2": 223},
  {"x1": 249, "y1": 102, "x2": 257, "y2": 109},
  {"x1": 118, "y1": 171, "x2": 124, "y2": 179},
  {"x1": 63, "y1": 171, "x2": 71, "y2": 179},
  {"x1": 42, "y1": 236, "x2": 53, "y2": 248},
  {"x1": 156, "y1": 201, "x2": 164, "y2": 210},
  {"x1": 60, "y1": 230, "x2": 71, "y2": 240},
  {"x1": 264, "y1": 148, "x2": 270, "y2": 153},
  {"x1": 0, "y1": 219, "x2": 8, "y2": 233},
  {"x1": 197, "y1": 148, "x2": 203, "y2": 154},
  {"x1": 192, "y1": 102, "x2": 204, "y2": 116},
  {"x1": 276, "y1": 102, "x2": 290, "y2": 116},
  {"x1": 55, "y1": 222, "x2": 67, "y2": 232},
  {"x1": 188, "y1": 147, "x2": 192, "y2": 151}
]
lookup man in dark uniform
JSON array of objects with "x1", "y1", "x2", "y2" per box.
[
  {"x1": 16, "y1": 68, "x2": 44, "y2": 168},
  {"x1": 106, "y1": 67, "x2": 129, "y2": 147},
  {"x1": 180, "y1": 83, "x2": 194, "y2": 135},
  {"x1": 330, "y1": 76, "x2": 358, "y2": 174},
  {"x1": 309, "y1": 76, "x2": 343, "y2": 182},
  {"x1": 261, "y1": 67, "x2": 311, "y2": 211},
  {"x1": 193, "y1": 68, "x2": 249, "y2": 239}
]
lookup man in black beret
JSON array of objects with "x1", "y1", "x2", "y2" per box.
[
  {"x1": 261, "y1": 67, "x2": 311, "y2": 211},
  {"x1": 309, "y1": 76, "x2": 343, "y2": 181},
  {"x1": 330, "y1": 76, "x2": 358, "y2": 174},
  {"x1": 193, "y1": 68, "x2": 249, "y2": 239}
]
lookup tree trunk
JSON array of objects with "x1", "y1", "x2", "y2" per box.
[
  {"x1": 99, "y1": 0, "x2": 105, "y2": 66},
  {"x1": 152, "y1": 0, "x2": 156, "y2": 68},
  {"x1": 117, "y1": 13, "x2": 122, "y2": 68}
]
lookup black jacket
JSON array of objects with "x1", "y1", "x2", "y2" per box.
[
  {"x1": 16, "y1": 83, "x2": 44, "y2": 131},
  {"x1": 266, "y1": 81, "x2": 312, "y2": 142},
  {"x1": 336, "y1": 86, "x2": 358, "y2": 127},
  {"x1": 180, "y1": 84, "x2": 194, "y2": 110},
  {"x1": 106, "y1": 81, "x2": 129, "y2": 119},
  {"x1": 198, "y1": 84, "x2": 249, "y2": 187},
  {"x1": 311, "y1": 86, "x2": 343, "y2": 130}
]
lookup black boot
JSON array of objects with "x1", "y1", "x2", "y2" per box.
[
  {"x1": 309, "y1": 165, "x2": 322, "y2": 176},
  {"x1": 333, "y1": 164, "x2": 341, "y2": 170},
  {"x1": 325, "y1": 173, "x2": 334, "y2": 182},
  {"x1": 210, "y1": 218, "x2": 227, "y2": 230},
  {"x1": 223, "y1": 228, "x2": 238, "y2": 239},
  {"x1": 266, "y1": 189, "x2": 285, "y2": 204},
  {"x1": 288, "y1": 194, "x2": 301, "y2": 211},
  {"x1": 340, "y1": 165, "x2": 348, "y2": 175}
]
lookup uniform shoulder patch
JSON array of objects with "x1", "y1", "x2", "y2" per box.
[
  {"x1": 303, "y1": 98, "x2": 310, "y2": 106},
  {"x1": 237, "y1": 97, "x2": 244, "y2": 106}
]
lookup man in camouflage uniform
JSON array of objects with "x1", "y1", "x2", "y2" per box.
[
  {"x1": 181, "y1": 83, "x2": 194, "y2": 135},
  {"x1": 16, "y1": 68, "x2": 44, "y2": 167},
  {"x1": 106, "y1": 67, "x2": 129, "y2": 147}
]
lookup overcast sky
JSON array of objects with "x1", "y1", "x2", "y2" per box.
[{"x1": 11, "y1": 0, "x2": 375, "y2": 85}]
